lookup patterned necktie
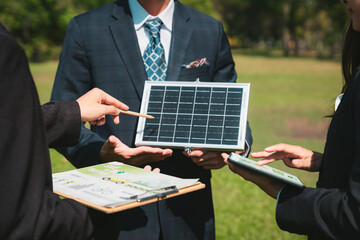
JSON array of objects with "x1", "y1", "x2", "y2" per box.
[{"x1": 143, "y1": 19, "x2": 167, "y2": 81}]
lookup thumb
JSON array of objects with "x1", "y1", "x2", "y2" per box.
[
  {"x1": 108, "y1": 135, "x2": 128, "y2": 150},
  {"x1": 107, "y1": 135, "x2": 121, "y2": 148}
]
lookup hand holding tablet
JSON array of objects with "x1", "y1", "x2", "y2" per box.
[{"x1": 227, "y1": 153, "x2": 304, "y2": 188}]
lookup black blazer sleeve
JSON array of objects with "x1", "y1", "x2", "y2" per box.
[
  {"x1": 0, "y1": 23, "x2": 93, "y2": 239},
  {"x1": 41, "y1": 101, "x2": 81, "y2": 148}
]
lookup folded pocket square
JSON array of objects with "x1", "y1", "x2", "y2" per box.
[{"x1": 181, "y1": 58, "x2": 209, "y2": 69}]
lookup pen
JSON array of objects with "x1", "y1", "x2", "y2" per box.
[{"x1": 119, "y1": 110, "x2": 154, "y2": 119}]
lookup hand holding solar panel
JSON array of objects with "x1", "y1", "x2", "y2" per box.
[
  {"x1": 136, "y1": 81, "x2": 250, "y2": 153},
  {"x1": 183, "y1": 149, "x2": 229, "y2": 170}
]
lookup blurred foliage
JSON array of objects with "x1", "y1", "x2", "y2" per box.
[
  {"x1": 181, "y1": 0, "x2": 219, "y2": 20},
  {"x1": 0, "y1": 0, "x2": 349, "y2": 60},
  {"x1": 212, "y1": 0, "x2": 347, "y2": 57},
  {"x1": 0, "y1": 0, "x2": 112, "y2": 61},
  {"x1": 1, "y1": 0, "x2": 69, "y2": 61}
]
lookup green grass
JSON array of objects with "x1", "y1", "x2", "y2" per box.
[{"x1": 30, "y1": 51, "x2": 342, "y2": 240}]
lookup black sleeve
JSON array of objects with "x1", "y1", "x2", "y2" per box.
[
  {"x1": 41, "y1": 101, "x2": 81, "y2": 148},
  {"x1": 0, "y1": 23, "x2": 93, "y2": 239}
]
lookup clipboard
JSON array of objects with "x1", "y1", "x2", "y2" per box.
[
  {"x1": 52, "y1": 162, "x2": 205, "y2": 214},
  {"x1": 55, "y1": 183, "x2": 205, "y2": 214}
]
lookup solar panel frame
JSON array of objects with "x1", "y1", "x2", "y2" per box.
[{"x1": 135, "y1": 81, "x2": 250, "y2": 151}]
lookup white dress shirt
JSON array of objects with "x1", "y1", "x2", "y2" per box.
[
  {"x1": 128, "y1": 0, "x2": 174, "y2": 64},
  {"x1": 335, "y1": 93, "x2": 344, "y2": 111}
]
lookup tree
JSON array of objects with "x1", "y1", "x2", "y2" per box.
[
  {"x1": 211, "y1": 0, "x2": 347, "y2": 57},
  {"x1": 0, "y1": 0, "x2": 75, "y2": 61},
  {"x1": 212, "y1": 0, "x2": 286, "y2": 47},
  {"x1": 0, "y1": 0, "x2": 113, "y2": 61}
]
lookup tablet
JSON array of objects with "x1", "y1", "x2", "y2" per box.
[{"x1": 228, "y1": 153, "x2": 304, "y2": 188}]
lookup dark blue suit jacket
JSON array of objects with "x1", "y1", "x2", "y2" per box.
[{"x1": 51, "y1": 1, "x2": 252, "y2": 239}]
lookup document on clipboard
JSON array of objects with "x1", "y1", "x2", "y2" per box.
[{"x1": 53, "y1": 162, "x2": 205, "y2": 214}]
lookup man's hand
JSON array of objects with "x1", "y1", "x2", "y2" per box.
[
  {"x1": 183, "y1": 150, "x2": 229, "y2": 170},
  {"x1": 76, "y1": 88, "x2": 129, "y2": 126},
  {"x1": 100, "y1": 135, "x2": 173, "y2": 166},
  {"x1": 251, "y1": 143, "x2": 323, "y2": 172}
]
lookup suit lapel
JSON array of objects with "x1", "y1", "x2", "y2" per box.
[
  {"x1": 109, "y1": 0, "x2": 147, "y2": 99},
  {"x1": 166, "y1": 1, "x2": 193, "y2": 82}
]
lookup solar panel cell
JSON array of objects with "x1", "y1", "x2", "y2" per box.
[{"x1": 194, "y1": 104, "x2": 209, "y2": 114}]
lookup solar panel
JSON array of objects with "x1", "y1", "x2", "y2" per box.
[{"x1": 135, "y1": 81, "x2": 250, "y2": 151}]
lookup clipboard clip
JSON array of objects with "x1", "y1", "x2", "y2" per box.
[
  {"x1": 136, "y1": 185, "x2": 178, "y2": 202},
  {"x1": 105, "y1": 186, "x2": 178, "y2": 208}
]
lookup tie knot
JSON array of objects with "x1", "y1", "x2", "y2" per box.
[{"x1": 144, "y1": 19, "x2": 162, "y2": 37}]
